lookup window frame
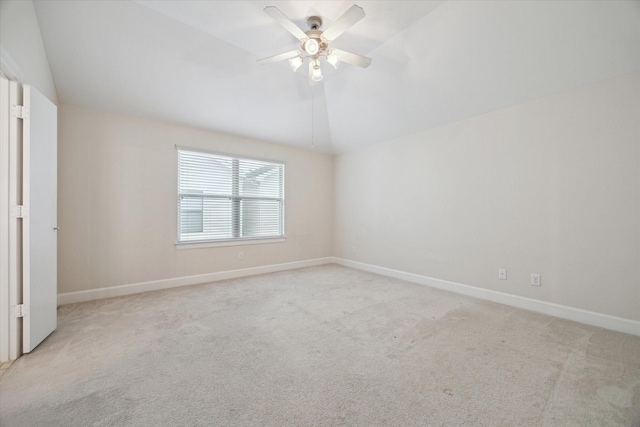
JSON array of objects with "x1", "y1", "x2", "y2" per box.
[{"x1": 175, "y1": 146, "x2": 286, "y2": 248}]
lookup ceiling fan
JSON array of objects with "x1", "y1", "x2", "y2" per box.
[{"x1": 257, "y1": 4, "x2": 372, "y2": 85}]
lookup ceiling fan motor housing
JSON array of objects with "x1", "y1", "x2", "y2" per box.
[
  {"x1": 303, "y1": 30, "x2": 327, "y2": 56},
  {"x1": 302, "y1": 16, "x2": 327, "y2": 56}
]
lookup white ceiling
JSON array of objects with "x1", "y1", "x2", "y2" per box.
[{"x1": 33, "y1": 0, "x2": 640, "y2": 153}]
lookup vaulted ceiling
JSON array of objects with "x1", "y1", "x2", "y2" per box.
[{"x1": 34, "y1": 1, "x2": 640, "y2": 153}]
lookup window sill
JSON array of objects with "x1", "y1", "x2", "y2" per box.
[{"x1": 175, "y1": 237, "x2": 286, "y2": 250}]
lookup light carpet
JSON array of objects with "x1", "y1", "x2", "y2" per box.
[{"x1": 1, "y1": 264, "x2": 639, "y2": 426}]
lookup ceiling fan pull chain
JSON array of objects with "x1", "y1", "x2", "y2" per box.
[{"x1": 311, "y1": 85, "x2": 315, "y2": 149}]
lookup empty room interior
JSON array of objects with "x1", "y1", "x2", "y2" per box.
[{"x1": 1, "y1": 0, "x2": 639, "y2": 425}]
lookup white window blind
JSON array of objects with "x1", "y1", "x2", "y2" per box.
[{"x1": 177, "y1": 147, "x2": 284, "y2": 243}]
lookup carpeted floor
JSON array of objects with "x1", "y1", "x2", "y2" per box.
[{"x1": 1, "y1": 264, "x2": 639, "y2": 426}]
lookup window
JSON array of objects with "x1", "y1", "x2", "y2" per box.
[{"x1": 177, "y1": 147, "x2": 285, "y2": 244}]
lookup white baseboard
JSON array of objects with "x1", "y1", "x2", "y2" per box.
[
  {"x1": 58, "y1": 256, "x2": 640, "y2": 337},
  {"x1": 58, "y1": 257, "x2": 333, "y2": 305},
  {"x1": 333, "y1": 257, "x2": 640, "y2": 337}
]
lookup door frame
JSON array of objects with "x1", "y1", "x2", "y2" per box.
[
  {"x1": 0, "y1": 76, "x2": 10, "y2": 362},
  {"x1": 0, "y1": 75, "x2": 23, "y2": 362}
]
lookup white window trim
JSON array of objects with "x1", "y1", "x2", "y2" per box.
[{"x1": 175, "y1": 236, "x2": 286, "y2": 250}]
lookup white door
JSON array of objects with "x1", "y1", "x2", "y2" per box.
[{"x1": 22, "y1": 85, "x2": 57, "y2": 353}]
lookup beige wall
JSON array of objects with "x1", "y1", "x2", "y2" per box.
[
  {"x1": 334, "y1": 72, "x2": 640, "y2": 321},
  {"x1": 58, "y1": 104, "x2": 333, "y2": 293},
  {"x1": 0, "y1": 0, "x2": 58, "y2": 104}
]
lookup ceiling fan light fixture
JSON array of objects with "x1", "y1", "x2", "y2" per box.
[
  {"x1": 304, "y1": 38, "x2": 320, "y2": 55},
  {"x1": 289, "y1": 56, "x2": 304, "y2": 72},
  {"x1": 311, "y1": 60, "x2": 323, "y2": 81},
  {"x1": 326, "y1": 51, "x2": 340, "y2": 69}
]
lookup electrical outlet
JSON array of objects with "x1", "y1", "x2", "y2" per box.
[
  {"x1": 531, "y1": 274, "x2": 541, "y2": 286},
  {"x1": 498, "y1": 269, "x2": 507, "y2": 280},
  {"x1": 238, "y1": 251, "x2": 244, "y2": 260},
  {"x1": 351, "y1": 246, "x2": 357, "y2": 254}
]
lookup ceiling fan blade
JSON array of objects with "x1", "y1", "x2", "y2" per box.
[
  {"x1": 331, "y1": 49, "x2": 372, "y2": 68},
  {"x1": 257, "y1": 50, "x2": 300, "y2": 65},
  {"x1": 321, "y1": 5, "x2": 365, "y2": 42},
  {"x1": 264, "y1": 6, "x2": 308, "y2": 41}
]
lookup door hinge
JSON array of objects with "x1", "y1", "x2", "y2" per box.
[
  {"x1": 10, "y1": 105, "x2": 28, "y2": 119},
  {"x1": 11, "y1": 304, "x2": 28, "y2": 318},
  {"x1": 11, "y1": 205, "x2": 28, "y2": 218}
]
